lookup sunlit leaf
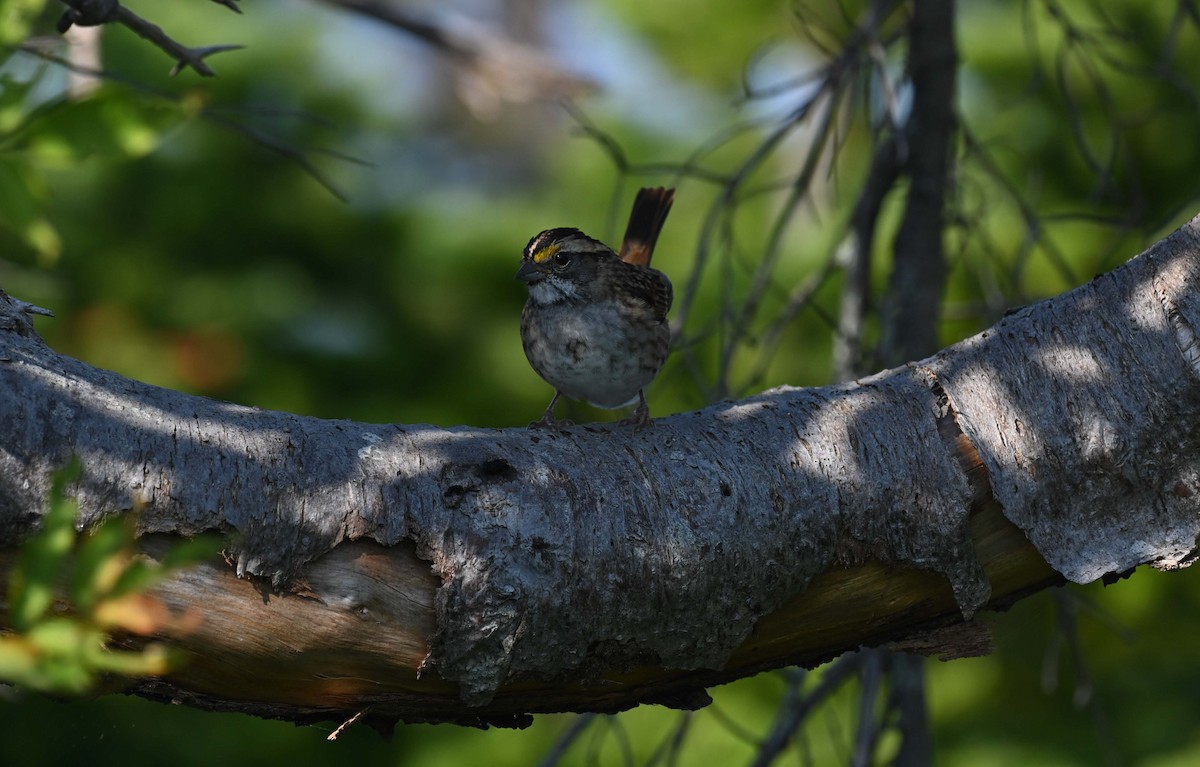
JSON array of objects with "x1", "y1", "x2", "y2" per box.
[
  {"x1": 24, "y1": 616, "x2": 89, "y2": 657},
  {"x1": 87, "y1": 642, "x2": 182, "y2": 677},
  {"x1": 0, "y1": 636, "x2": 39, "y2": 687},
  {"x1": 26, "y1": 217, "x2": 61, "y2": 265},
  {"x1": 92, "y1": 592, "x2": 172, "y2": 635},
  {"x1": 70, "y1": 515, "x2": 136, "y2": 610},
  {"x1": 19, "y1": 88, "x2": 182, "y2": 166},
  {"x1": 105, "y1": 556, "x2": 159, "y2": 602}
]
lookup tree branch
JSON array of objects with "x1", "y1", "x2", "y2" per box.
[
  {"x1": 3, "y1": 214, "x2": 1200, "y2": 726},
  {"x1": 55, "y1": 0, "x2": 243, "y2": 76}
]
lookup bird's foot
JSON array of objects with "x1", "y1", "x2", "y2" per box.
[
  {"x1": 619, "y1": 396, "x2": 652, "y2": 428},
  {"x1": 528, "y1": 415, "x2": 575, "y2": 430}
]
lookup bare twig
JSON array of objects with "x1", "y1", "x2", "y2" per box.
[
  {"x1": 666, "y1": 0, "x2": 907, "y2": 401},
  {"x1": 850, "y1": 650, "x2": 885, "y2": 767},
  {"x1": 116, "y1": 7, "x2": 242, "y2": 77},
  {"x1": 705, "y1": 702, "x2": 762, "y2": 747},
  {"x1": 657, "y1": 715, "x2": 696, "y2": 767},
  {"x1": 326, "y1": 706, "x2": 372, "y2": 740},
  {"x1": 537, "y1": 713, "x2": 597, "y2": 767},
  {"x1": 833, "y1": 134, "x2": 900, "y2": 380},
  {"x1": 749, "y1": 659, "x2": 861, "y2": 767},
  {"x1": 55, "y1": 0, "x2": 243, "y2": 76},
  {"x1": 1045, "y1": 591, "x2": 1125, "y2": 767},
  {"x1": 887, "y1": 654, "x2": 932, "y2": 767}
]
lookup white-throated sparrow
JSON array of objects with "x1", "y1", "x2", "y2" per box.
[{"x1": 517, "y1": 187, "x2": 675, "y2": 428}]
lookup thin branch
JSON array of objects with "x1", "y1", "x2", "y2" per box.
[
  {"x1": 833, "y1": 133, "x2": 900, "y2": 380},
  {"x1": 55, "y1": 0, "x2": 243, "y2": 76},
  {"x1": 607, "y1": 715, "x2": 636, "y2": 767},
  {"x1": 654, "y1": 712, "x2": 693, "y2": 767},
  {"x1": 1047, "y1": 591, "x2": 1125, "y2": 767},
  {"x1": 705, "y1": 702, "x2": 763, "y2": 747},
  {"x1": 326, "y1": 706, "x2": 372, "y2": 741},
  {"x1": 715, "y1": 82, "x2": 846, "y2": 398},
  {"x1": 748, "y1": 659, "x2": 861, "y2": 767},
  {"x1": 198, "y1": 112, "x2": 351, "y2": 202},
  {"x1": 887, "y1": 653, "x2": 932, "y2": 767},
  {"x1": 537, "y1": 713, "x2": 598, "y2": 767},
  {"x1": 116, "y1": 7, "x2": 243, "y2": 77},
  {"x1": 850, "y1": 650, "x2": 885, "y2": 767},
  {"x1": 960, "y1": 127, "x2": 1083, "y2": 288}
]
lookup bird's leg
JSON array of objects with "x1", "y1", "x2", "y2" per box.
[
  {"x1": 529, "y1": 391, "x2": 573, "y2": 429},
  {"x1": 620, "y1": 391, "x2": 652, "y2": 427}
]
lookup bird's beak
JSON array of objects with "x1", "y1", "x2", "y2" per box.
[{"x1": 515, "y1": 260, "x2": 542, "y2": 283}]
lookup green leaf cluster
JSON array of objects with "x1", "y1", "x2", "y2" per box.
[
  {"x1": 1, "y1": 460, "x2": 214, "y2": 694},
  {"x1": 0, "y1": 60, "x2": 186, "y2": 264}
]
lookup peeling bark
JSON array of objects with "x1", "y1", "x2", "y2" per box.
[{"x1": 1, "y1": 214, "x2": 1199, "y2": 726}]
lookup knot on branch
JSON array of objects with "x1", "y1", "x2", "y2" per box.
[{"x1": 56, "y1": 0, "x2": 121, "y2": 32}]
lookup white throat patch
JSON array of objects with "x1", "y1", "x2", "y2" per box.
[{"x1": 528, "y1": 276, "x2": 578, "y2": 304}]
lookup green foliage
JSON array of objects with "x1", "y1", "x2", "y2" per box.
[
  {"x1": 0, "y1": 61, "x2": 186, "y2": 264},
  {"x1": 6, "y1": 85, "x2": 178, "y2": 165},
  {"x1": 1, "y1": 460, "x2": 214, "y2": 694},
  {"x1": 0, "y1": 0, "x2": 49, "y2": 46},
  {"x1": 6, "y1": 461, "x2": 79, "y2": 633}
]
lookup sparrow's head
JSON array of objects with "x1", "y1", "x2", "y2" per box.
[{"x1": 516, "y1": 228, "x2": 614, "y2": 304}]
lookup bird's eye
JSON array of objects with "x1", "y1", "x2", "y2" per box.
[{"x1": 553, "y1": 252, "x2": 571, "y2": 267}]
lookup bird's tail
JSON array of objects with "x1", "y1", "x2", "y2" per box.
[{"x1": 618, "y1": 187, "x2": 675, "y2": 267}]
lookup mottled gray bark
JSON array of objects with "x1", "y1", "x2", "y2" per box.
[{"x1": 0, "y1": 213, "x2": 1198, "y2": 724}]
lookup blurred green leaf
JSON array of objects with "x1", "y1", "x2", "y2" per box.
[
  {"x1": 3, "y1": 459, "x2": 209, "y2": 695},
  {"x1": 102, "y1": 557, "x2": 158, "y2": 602},
  {"x1": 21, "y1": 618, "x2": 98, "y2": 695},
  {"x1": 107, "y1": 534, "x2": 219, "y2": 601},
  {"x1": 0, "y1": 635, "x2": 39, "y2": 686},
  {"x1": 15, "y1": 88, "x2": 181, "y2": 165},
  {"x1": 91, "y1": 592, "x2": 168, "y2": 634},
  {"x1": 0, "y1": 0, "x2": 50, "y2": 46},
  {"x1": 24, "y1": 615, "x2": 88, "y2": 656},
  {"x1": 0, "y1": 158, "x2": 59, "y2": 262},
  {"x1": 85, "y1": 641, "x2": 181, "y2": 677},
  {"x1": 69, "y1": 515, "x2": 135, "y2": 610},
  {"x1": 0, "y1": 71, "x2": 40, "y2": 133},
  {"x1": 8, "y1": 459, "x2": 81, "y2": 631}
]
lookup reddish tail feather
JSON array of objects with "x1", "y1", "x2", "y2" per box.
[{"x1": 618, "y1": 187, "x2": 675, "y2": 267}]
